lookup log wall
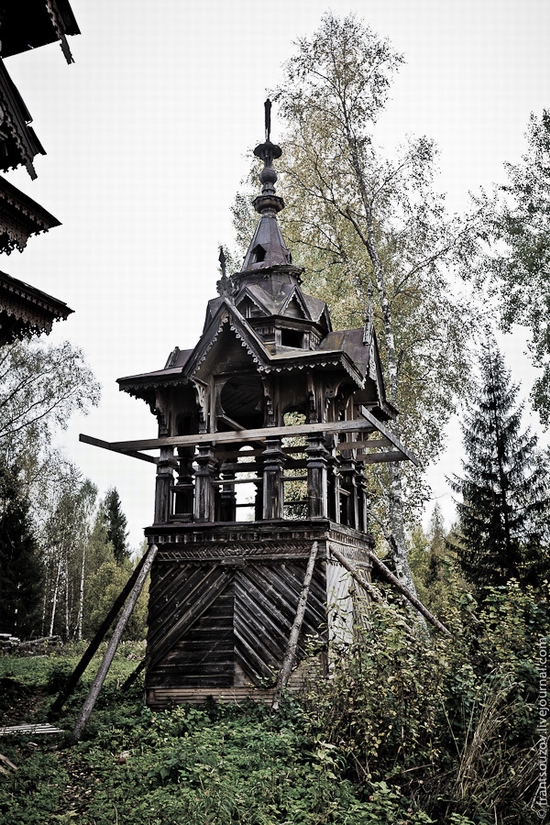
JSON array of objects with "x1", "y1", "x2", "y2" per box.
[{"x1": 144, "y1": 520, "x2": 372, "y2": 707}]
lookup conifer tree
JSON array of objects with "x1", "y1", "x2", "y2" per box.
[
  {"x1": 0, "y1": 460, "x2": 43, "y2": 637},
  {"x1": 104, "y1": 487, "x2": 129, "y2": 563},
  {"x1": 450, "y1": 344, "x2": 549, "y2": 590}
]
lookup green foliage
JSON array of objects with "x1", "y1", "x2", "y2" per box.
[
  {"x1": 449, "y1": 343, "x2": 550, "y2": 592},
  {"x1": 265, "y1": 12, "x2": 481, "y2": 475},
  {"x1": 409, "y1": 506, "x2": 468, "y2": 618},
  {"x1": 0, "y1": 585, "x2": 546, "y2": 825},
  {"x1": 301, "y1": 582, "x2": 548, "y2": 824},
  {"x1": 0, "y1": 460, "x2": 42, "y2": 636},
  {"x1": 84, "y1": 559, "x2": 148, "y2": 641}
]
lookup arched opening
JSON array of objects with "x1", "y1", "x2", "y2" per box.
[
  {"x1": 219, "y1": 374, "x2": 264, "y2": 430},
  {"x1": 282, "y1": 410, "x2": 308, "y2": 520}
]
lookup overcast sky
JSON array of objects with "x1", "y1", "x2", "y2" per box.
[{"x1": 4, "y1": 0, "x2": 550, "y2": 549}]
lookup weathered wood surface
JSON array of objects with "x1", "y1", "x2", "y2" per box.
[
  {"x1": 0, "y1": 723, "x2": 65, "y2": 736},
  {"x1": 358, "y1": 405, "x2": 419, "y2": 466},
  {"x1": 82, "y1": 418, "x2": 378, "y2": 454},
  {"x1": 143, "y1": 522, "x2": 371, "y2": 707},
  {"x1": 367, "y1": 549, "x2": 451, "y2": 636},
  {"x1": 79, "y1": 433, "x2": 157, "y2": 465},
  {"x1": 273, "y1": 541, "x2": 319, "y2": 708},
  {"x1": 328, "y1": 543, "x2": 414, "y2": 635}
]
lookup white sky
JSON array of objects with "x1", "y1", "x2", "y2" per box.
[{"x1": 4, "y1": 0, "x2": 550, "y2": 549}]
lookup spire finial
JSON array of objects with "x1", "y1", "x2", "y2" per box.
[{"x1": 253, "y1": 100, "x2": 284, "y2": 216}]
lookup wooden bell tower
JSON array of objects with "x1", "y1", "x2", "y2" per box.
[{"x1": 115, "y1": 104, "x2": 416, "y2": 707}]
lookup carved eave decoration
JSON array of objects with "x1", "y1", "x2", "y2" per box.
[
  {"x1": 0, "y1": 269, "x2": 73, "y2": 345},
  {"x1": 0, "y1": 59, "x2": 45, "y2": 179},
  {"x1": 0, "y1": 0, "x2": 80, "y2": 64},
  {"x1": 188, "y1": 301, "x2": 269, "y2": 380},
  {"x1": 0, "y1": 174, "x2": 60, "y2": 253}
]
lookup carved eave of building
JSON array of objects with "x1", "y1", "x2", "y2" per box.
[
  {"x1": 182, "y1": 301, "x2": 272, "y2": 382},
  {"x1": 0, "y1": 174, "x2": 60, "y2": 253},
  {"x1": 0, "y1": 58, "x2": 45, "y2": 179},
  {"x1": 0, "y1": 269, "x2": 73, "y2": 345},
  {"x1": 0, "y1": 0, "x2": 80, "y2": 64},
  {"x1": 117, "y1": 301, "x2": 385, "y2": 408}
]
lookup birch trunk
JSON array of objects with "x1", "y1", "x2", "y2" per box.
[
  {"x1": 64, "y1": 555, "x2": 70, "y2": 640},
  {"x1": 48, "y1": 557, "x2": 62, "y2": 637},
  {"x1": 77, "y1": 542, "x2": 86, "y2": 642}
]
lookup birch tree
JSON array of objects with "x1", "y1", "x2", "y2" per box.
[
  {"x1": 42, "y1": 468, "x2": 97, "y2": 639},
  {"x1": 234, "y1": 13, "x2": 482, "y2": 591},
  {"x1": 474, "y1": 110, "x2": 550, "y2": 425},
  {"x1": 0, "y1": 338, "x2": 100, "y2": 459}
]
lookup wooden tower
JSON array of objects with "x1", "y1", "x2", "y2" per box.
[{"x1": 115, "y1": 105, "x2": 416, "y2": 707}]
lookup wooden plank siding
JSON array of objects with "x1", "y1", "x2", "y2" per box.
[{"x1": 144, "y1": 520, "x2": 373, "y2": 707}]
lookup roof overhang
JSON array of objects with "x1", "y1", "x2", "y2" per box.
[
  {"x1": 0, "y1": 175, "x2": 60, "y2": 253},
  {"x1": 0, "y1": 270, "x2": 73, "y2": 345},
  {"x1": 0, "y1": 0, "x2": 80, "y2": 63}
]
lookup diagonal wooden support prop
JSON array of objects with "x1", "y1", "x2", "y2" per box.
[
  {"x1": 272, "y1": 541, "x2": 319, "y2": 710},
  {"x1": 70, "y1": 544, "x2": 158, "y2": 744},
  {"x1": 49, "y1": 548, "x2": 153, "y2": 719},
  {"x1": 366, "y1": 549, "x2": 451, "y2": 636}
]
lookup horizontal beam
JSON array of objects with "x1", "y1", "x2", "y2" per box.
[
  {"x1": 80, "y1": 413, "x2": 418, "y2": 467},
  {"x1": 361, "y1": 450, "x2": 407, "y2": 464},
  {"x1": 84, "y1": 419, "x2": 377, "y2": 454},
  {"x1": 336, "y1": 437, "x2": 393, "y2": 452},
  {"x1": 79, "y1": 434, "x2": 158, "y2": 465}
]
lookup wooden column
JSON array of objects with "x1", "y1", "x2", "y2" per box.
[
  {"x1": 356, "y1": 461, "x2": 368, "y2": 532},
  {"x1": 254, "y1": 454, "x2": 264, "y2": 521},
  {"x1": 193, "y1": 444, "x2": 217, "y2": 522},
  {"x1": 262, "y1": 435, "x2": 285, "y2": 519},
  {"x1": 328, "y1": 442, "x2": 341, "y2": 523},
  {"x1": 306, "y1": 435, "x2": 329, "y2": 518},
  {"x1": 174, "y1": 449, "x2": 194, "y2": 520},
  {"x1": 154, "y1": 446, "x2": 175, "y2": 523},
  {"x1": 219, "y1": 469, "x2": 236, "y2": 522},
  {"x1": 339, "y1": 453, "x2": 359, "y2": 528}
]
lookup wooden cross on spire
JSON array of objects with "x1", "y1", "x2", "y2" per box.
[{"x1": 264, "y1": 99, "x2": 272, "y2": 142}]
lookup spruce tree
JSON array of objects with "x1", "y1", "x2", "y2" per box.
[
  {"x1": 0, "y1": 460, "x2": 43, "y2": 637},
  {"x1": 104, "y1": 487, "x2": 129, "y2": 563},
  {"x1": 450, "y1": 344, "x2": 549, "y2": 590}
]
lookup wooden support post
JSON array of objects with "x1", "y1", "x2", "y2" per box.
[
  {"x1": 219, "y1": 468, "x2": 237, "y2": 522},
  {"x1": 356, "y1": 461, "x2": 368, "y2": 532},
  {"x1": 174, "y1": 449, "x2": 194, "y2": 519},
  {"x1": 262, "y1": 436, "x2": 285, "y2": 519},
  {"x1": 70, "y1": 544, "x2": 158, "y2": 744},
  {"x1": 154, "y1": 447, "x2": 174, "y2": 523},
  {"x1": 272, "y1": 541, "x2": 318, "y2": 710},
  {"x1": 306, "y1": 435, "x2": 329, "y2": 518},
  {"x1": 339, "y1": 454, "x2": 359, "y2": 528},
  {"x1": 193, "y1": 444, "x2": 216, "y2": 522},
  {"x1": 49, "y1": 547, "x2": 152, "y2": 719}
]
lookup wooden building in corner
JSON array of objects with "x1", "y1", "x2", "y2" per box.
[{"x1": 0, "y1": 0, "x2": 79, "y2": 346}]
